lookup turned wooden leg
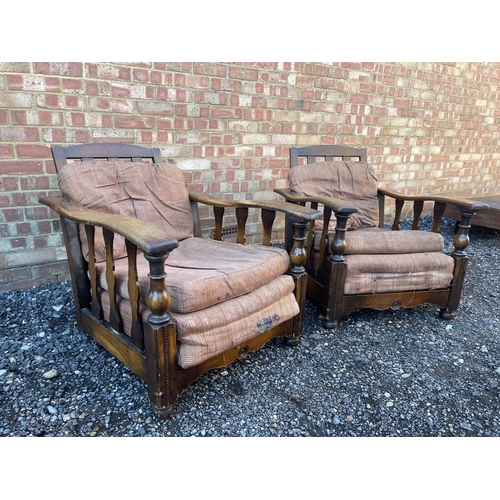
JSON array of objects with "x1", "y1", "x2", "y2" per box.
[
  {"x1": 321, "y1": 213, "x2": 349, "y2": 329},
  {"x1": 143, "y1": 251, "x2": 179, "y2": 417},
  {"x1": 440, "y1": 210, "x2": 473, "y2": 319},
  {"x1": 286, "y1": 216, "x2": 309, "y2": 346}
]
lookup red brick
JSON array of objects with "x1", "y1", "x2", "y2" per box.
[
  {"x1": 114, "y1": 116, "x2": 155, "y2": 129},
  {"x1": 194, "y1": 63, "x2": 227, "y2": 77},
  {"x1": 211, "y1": 107, "x2": 242, "y2": 119},
  {"x1": 19, "y1": 176, "x2": 51, "y2": 190},
  {"x1": 0, "y1": 144, "x2": 14, "y2": 158},
  {"x1": 34, "y1": 236, "x2": 48, "y2": 249},
  {"x1": 296, "y1": 75, "x2": 314, "y2": 87},
  {"x1": 0, "y1": 91, "x2": 33, "y2": 108},
  {"x1": 63, "y1": 79, "x2": 83, "y2": 92},
  {"x1": 0, "y1": 267, "x2": 32, "y2": 285},
  {"x1": 68, "y1": 112, "x2": 86, "y2": 126},
  {"x1": 0, "y1": 62, "x2": 30, "y2": 73},
  {"x1": 11, "y1": 237, "x2": 26, "y2": 248},
  {"x1": 33, "y1": 62, "x2": 83, "y2": 76},
  {"x1": 25, "y1": 206, "x2": 50, "y2": 220},
  {"x1": 37, "y1": 94, "x2": 86, "y2": 110},
  {"x1": 16, "y1": 144, "x2": 51, "y2": 159},
  {"x1": 229, "y1": 67, "x2": 258, "y2": 81},
  {"x1": 90, "y1": 97, "x2": 133, "y2": 113},
  {"x1": 87, "y1": 64, "x2": 131, "y2": 81},
  {"x1": 1, "y1": 160, "x2": 43, "y2": 174}
]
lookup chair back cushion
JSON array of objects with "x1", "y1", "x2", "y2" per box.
[
  {"x1": 57, "y1": 160, "x2": 194, "y2": 261},
  {"x1": 289, "y1": 160, "x2": 379, "y2": 230}
]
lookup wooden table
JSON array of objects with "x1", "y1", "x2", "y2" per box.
[{"x1": 442, "y1": 193, "x2": 500, "y2": 230}]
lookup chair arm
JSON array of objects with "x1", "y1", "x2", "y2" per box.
[
  {"x1": 239, "y1": 199, "x2": 323, "y2": 221},
  {"x1": 190, "y1": 192, "x2": 323, "y2": 221},
  {"x1": 274, "y1": 188, "x2": 358, "y2": 216},
  {"x1": 189, "y1": 192, "x2": 242, "y2": 208},
  {"x1": 378, "y1": 188, "x2": 489, "y2": 213},
  {"x1": 39, "y1": 195, "x2": 178, "y2": 255}
]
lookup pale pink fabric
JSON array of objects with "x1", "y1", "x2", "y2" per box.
[
  {"x1": 313, "y1": 227, "x2": 445, "y2": 255},
  {"x1": 95, "y1": 237, "x2": 291, "y2": 313},
  {"x1": 343, "y1": 252, "x2": 454, "y2": 294},
  {"x1": 289, "y1": 160, "x2": 380, "y2": 230},
  {"x1": 99, "y1": 275, "x2": 298, "y2": 368},
  {"x1": 57, "y1": 160, "x2": 194, "y2": 262}
]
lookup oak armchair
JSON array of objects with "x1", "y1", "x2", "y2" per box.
[
  {"x1": 274, "y1": 145, "x2": 488, "y2": 328},
  {"x1": 39, "y1": 143, "x2": 321, "y2": 417}
]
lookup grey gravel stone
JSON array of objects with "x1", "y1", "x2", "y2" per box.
[
  {"x1": 1, "y1": 216, "x2": 500, "y2": 436},
  {"x1": 42, "y1": 369, "x2": 59, "y2": 379}
]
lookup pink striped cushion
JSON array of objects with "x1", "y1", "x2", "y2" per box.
[
  {"x1": 57, "y1": 160, "x2": 194, "y2": 262},
  {"x1": 95, "y1": 237, "x2": 290, "y2": 313},
  {"x1": 344, "y1": 252, "x2": 454, "y2": 294},
  {"x1": 313, "y1": 227, "x2": 445, "y2": 254},
  {"x1": 99, "y1": 274, "x2": 298, "y2": 368}
]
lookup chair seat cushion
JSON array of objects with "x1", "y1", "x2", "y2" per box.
[
  {"x1": 58, "y1": 160, "x2": 194, "y2": 262},
  {"x1": 313, "y1": 227, "x2": 445, "y2": 254},
  {"x1": 99, "y1": 274, "x2": 298, "y2": 368},
  {"x1": 173, "y1": 275, "x2": 298, "y2": 367},
  {"x1": 95, "y1": 237, "x2": 290, "y2": 313},
  {"x1": 344, "y1": 252, "x2": 454, "y2": 294}
]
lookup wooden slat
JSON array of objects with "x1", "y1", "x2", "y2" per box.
[
  {"x1": 290, "y1": 145, "x2": 367, "y2": 167},
  {"x1": 84, "y1": 225, "x2": 102, "y2": 320},
  {"x1": 412, "y1": 200, "x2": 424, "y2": 230},
  {"x1": 126, "y1": 239, "x2": 143, "y2": 349},
  {"x1": 103, "y1": 228, "x2": 121, "y2": 333},
  {"x1": 213, "y1": 207, "x2": 224, "y2": 240},
  {"x1": 433, "y1": 202, "x2": 446, "y2": 233},
  {"x1": 261, "y1": 208, "x2": 276, "y2": 246},
  {"x1": 236, "y1": 207, "x2": 248, "y2": 244},
  {"x1": 392, "y1": 199, "x2": 404, "y2": 230}
]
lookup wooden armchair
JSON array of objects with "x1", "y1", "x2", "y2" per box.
[
  {"x1": 39, "y1": 143, "x2": 321, "y2": 417},
  {"x1": 274, "y1": 145, "x2": 489, "y2": 328}
]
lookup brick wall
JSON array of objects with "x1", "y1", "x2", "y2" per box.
[{"x1": 1, "y1": 62, "x2": 500, "y2": 290}]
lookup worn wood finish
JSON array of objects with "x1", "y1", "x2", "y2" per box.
[
  {"x1": 51, "y1": 144, "x2": 163, "y2": 171},
  {"x1": 40, "y1": 143, "x2": 322, "y2": 417},
  {"x1": 442, "y1": 192, "x2": 500, "y2": 231},
  {"x1": 275, "y1": 145, "x2": 488, "y2": 328}
]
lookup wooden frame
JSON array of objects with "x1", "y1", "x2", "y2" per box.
[
  {"x1": 40, "y1": 143, "x2": 322, "y2": 417},
  {"x1": 442, "y1": 193, "x2": 500, "y2": 231},
  {"x1": 275, "y1": 145, "x2": 489, "y2": 328}
]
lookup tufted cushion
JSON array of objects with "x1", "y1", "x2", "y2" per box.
[
  {"x1": 99, "y1": 275, "x2": 299, "y2": 368},
  {"x1": 57, "y1": 160, "x2": 194, "y2": 262},
  {"x1": 313, "y1": 227, "x2": 445, "y2": 255},
  {"x1": 95, "y1": 237, "x2": 291, "y2": 313},
  {"x1": 343, "y1": 252, "x2": 454, "y2": 294},
  {"x1": 289, "y1": 160, "x2": 380, "y2": 230}
]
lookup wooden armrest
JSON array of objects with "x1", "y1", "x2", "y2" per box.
[
  {"x1": 189, "y1": 192, "x2": 241, "y2": 208},
  {"x1": 378, "y1": 188, "x2": 489, "y2": 212},
  {"x1": 239, "y1": 199, "x2": 323, "y2": 221},
  {"x1": 190, "y1": 192, "x2": 323, "y2": 221},
  {"x1": 39, "y1": 195, "x2": 178, "y2": 254},
  {"x1": 274, "y1": 188, "x2": 358, "y2": 216}
]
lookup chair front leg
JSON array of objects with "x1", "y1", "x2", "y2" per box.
[
  {"x1": 286, "y1": 216, "x2": 310, "y2": 346},
  {"x1": 143, "y1": 251, "x2": 179, "y2": 417},
  {"x1": 322, "y1": 212, "x2": 350, "y2": 329},
  {"x1": 440, "y1": 209, "x2": 474, "y2": 319}
]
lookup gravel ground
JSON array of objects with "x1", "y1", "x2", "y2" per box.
[{"x1": 1, "y1": 216, "x2": 500, "y2": 438}]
